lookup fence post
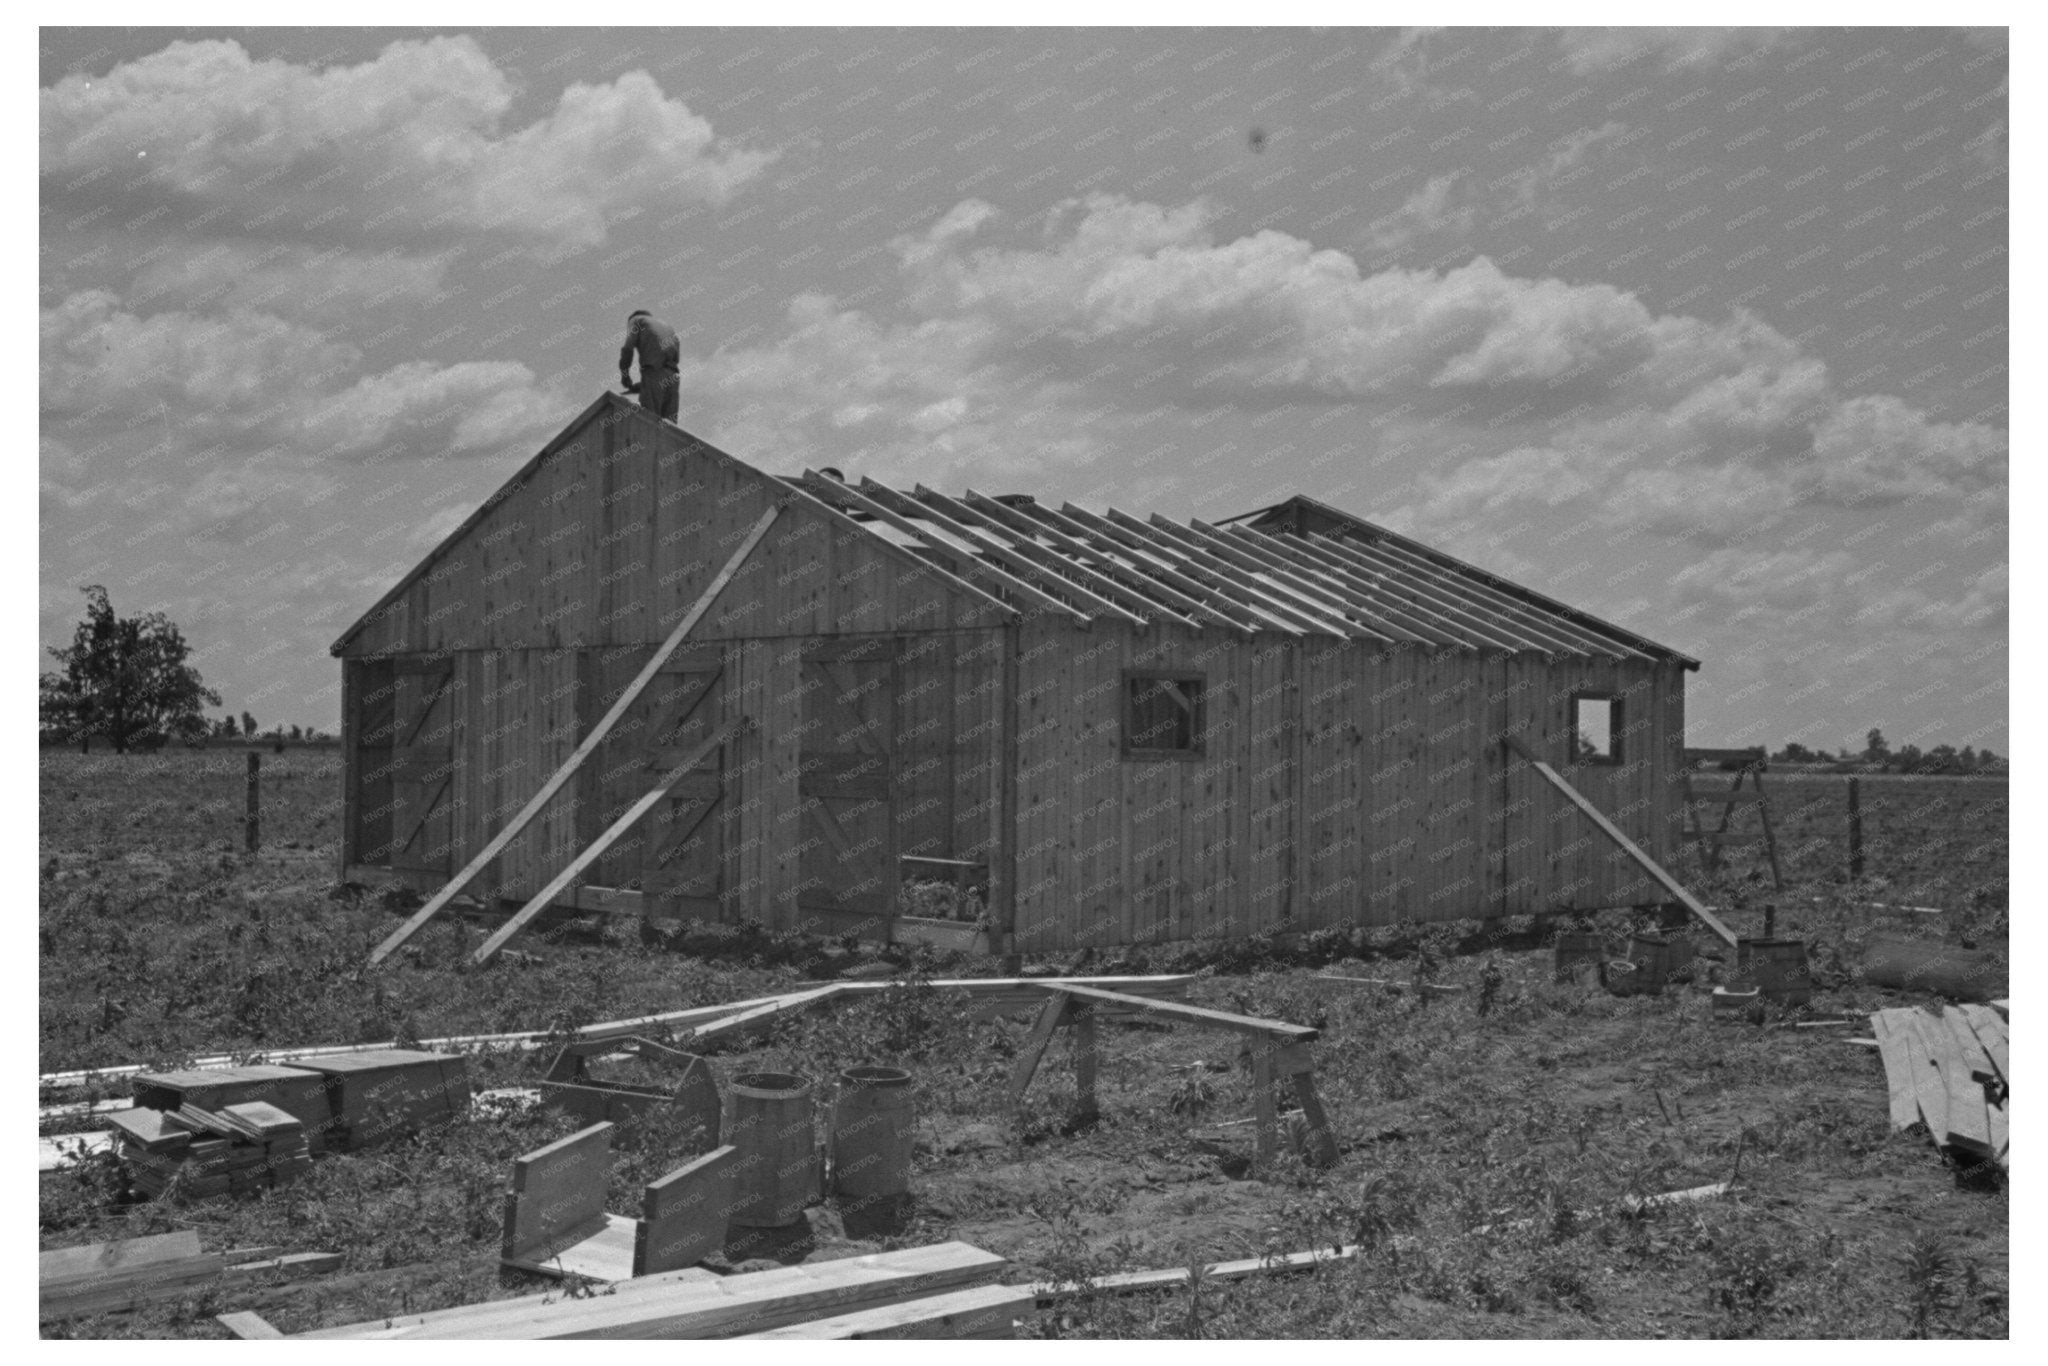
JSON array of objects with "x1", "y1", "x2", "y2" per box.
[
  {"x1": 1846, "y1": 777, "x2": 1863, "y2": 881},
  {"x1": 245, "y1": 751, "x2": 261, "y2": 854}
]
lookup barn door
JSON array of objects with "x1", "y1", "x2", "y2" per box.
[
  {"x1": 582, "y1": 646, "x2": 731, "y2": 924},
  {"x1": 798, "y1": 640, "x2": 899, "y2": 931},
  {"x1": 387, "y1": 657, "x2": 458, "y2": 874},
  {"x1": 349, "y1": 658, "x2": 398, "y2": 867}
]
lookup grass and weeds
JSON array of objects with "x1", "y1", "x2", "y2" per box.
[{"x1": 39, "y1": 751, "x2": 2007, "y2": 1338}]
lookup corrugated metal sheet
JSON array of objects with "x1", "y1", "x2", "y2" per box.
[{"x1": 788, "y1": 474, "x2": 1696, "y2": 666}]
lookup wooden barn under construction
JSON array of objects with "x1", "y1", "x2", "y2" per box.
[{"x1": 334, "y1": 392, "x2": 1702, "y2": 956}]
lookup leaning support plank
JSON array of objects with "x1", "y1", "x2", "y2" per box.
[
  {"x1": 686, "y1": 984, "x2": 851, "y2": 1049},
  {"x1": 1504, "y1": 735, "x2": 1738, "y2": 947},
  {"x1": 471, "y1": 716, "x2": 754, "y2": 965},
  {"x1": 1008, "y1": 992, "x2": 1072, "y2": 1110},
  {"x1": 635, "y1": 1146, "x2": 740, "y2": 1276},
  {"x1": 368, "y1": 505, "x2": 782, "y2": 965}
]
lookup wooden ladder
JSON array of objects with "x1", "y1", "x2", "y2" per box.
[{"x1": 1680, "y1": 747, "x2": 1783, "y2": 889}]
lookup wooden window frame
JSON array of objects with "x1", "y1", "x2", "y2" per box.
[
  {"x1": 1122, "y1": 669, "x2": 1207, "y2": 761},
  {"x1": 1570, "y1": 691, "x2": 1624, "y2": 767}
]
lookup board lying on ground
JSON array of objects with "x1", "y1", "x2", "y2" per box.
[
  {"x1": 40, "y1": 1233, "x2": 337, "y2": 1324},
  {"x1": 1033, "y1": 1245, "x2": 1360, "y2": 1301},
  {"x1": 1871, "y1": 1004, "x2": 2009, "y2": 1172},
  {"x1": 39, "y1": 976, "x2": 1196, "y2": 1096},
  {"x1": 277, "y1": 1241, "x2": 1008, "y2": 1339},
  {"x1": 741, "y1": 1282, "x2": 1033, "y2": 1338}
]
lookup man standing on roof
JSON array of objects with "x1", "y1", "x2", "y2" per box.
[{"x1": 618, "y1": 309, "x2": 681, "y2": 421}]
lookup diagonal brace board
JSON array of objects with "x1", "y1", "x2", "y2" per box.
[
  {"x1": 1504, "y1": 735, "x2": 1738, "y2": 947},
  {"x1": 473, "y1": 716, "x2": 754, "y2": 965},
  {"x1": 368, "y1": 505, "x2": 781, "y2": 966}
]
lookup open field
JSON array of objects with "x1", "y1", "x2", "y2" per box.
[{"x1": 40, "y1": 750, "x2": 2008, "y2": 1338}]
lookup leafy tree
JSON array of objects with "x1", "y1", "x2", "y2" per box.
[
  {"x1": 1895, "y1": 743, "x2": 1924, "y2": 773},
  {"x1": 1777, "y1": 741, "x2": 1818, "y2": 763},
  {"x1": 1864, "y1": 728, "x2": 1891, "y2": 765},
  {"x1": 39, "y1": 586, "x2": 221, "y2": 753},
  {"x1": 241, "y1": 712, "x2": 257, "y2": 737},
  {"x1": 1957, "y1": 745, "x2": 1978, "y2": 773},
  {"x1": 1925, "y1": 744, "x2": 1960, "y2": 773},
  {"x1": 287, "y1": 723, "x2": 302, "y2": 741}
]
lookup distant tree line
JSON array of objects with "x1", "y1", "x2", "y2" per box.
[
  {"x1": 38, "y1": 586, "x2": 329, "y2": 752},
  {"x1": 1773, "y1": 729, "x2": 2004, "y2": 774}
]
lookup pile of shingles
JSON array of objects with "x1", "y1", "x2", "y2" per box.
[
  {"x1": 1870, "y1": 1000, "x2": 2009, "y2": 1174},
  {"x1": 109, "y1": 1101, "x2": 312, "y2": 1200}
]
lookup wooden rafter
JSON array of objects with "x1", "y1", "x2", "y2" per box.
[
  {"x1": 909, "y1": 485, "x2": 1153, "y2": 628},
  {"x1": 1056, "y1": 502, "x2": 1293, "y2": 636},
  {"x1": 979, "y1": 495, "x2": 1244, "y2": 634}
]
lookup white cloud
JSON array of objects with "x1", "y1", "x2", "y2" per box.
[
  {"x1": 1555, "y1": 28, "x2": 1794, "y2": 75},
  {"x1": 41, "y1": 37, "x2": 773, "y2": 256}
]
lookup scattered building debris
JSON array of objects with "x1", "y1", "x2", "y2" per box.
[{"x1": 1870, "y1": 1004, "x2": 2008, "y2": 1174}]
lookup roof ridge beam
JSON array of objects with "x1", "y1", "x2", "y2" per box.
[
  {"x1": 987, "y1": 496, "x2": 1250, "y2": 637},
  {"x1": 1057, "y1": 503, "x2": 1289, "y2": 637},
  {"x1": 1228, "y1": 524, "x2": 1531, "y2": 656},
  {"x1": 904, "y1": 485, "x2": 1150, "y2": 629}
]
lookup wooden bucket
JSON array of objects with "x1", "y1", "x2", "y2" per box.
[
  {"x1": 830, "y1": 1067, "x2": 915, "y2": 1201},
  {"x1": 1711, "y1": 986, "x2": 1762, "y2": 1023},
  {"x1": 1624, "y1": 933, "x2": 1676, "y2": 993},
  {"x1": 725, "y1": 1072, "x2": 816, "y2": 1228},
  {"x1": 1553, "y1": 932, "x2": 1608, "y2": 983},
  {"x1": 1734, "y1": 939, "x2": 1812, "y2": 1007}
]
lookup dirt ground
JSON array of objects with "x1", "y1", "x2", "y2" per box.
[{"x1": 39, "y1": 750, "x2": 2008, "y2": 1338}]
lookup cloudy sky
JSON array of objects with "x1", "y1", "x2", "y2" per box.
[{"x1": 38, "y1": 25, "x2": 2007, "y2": 754}]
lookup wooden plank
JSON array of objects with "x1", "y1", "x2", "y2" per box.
[
  {"x1": 743, "y1": 1282, "x2": 1034, "y2": 1339},
  {"x1": 1034, "y1": 1245, "x2": 1359, "y2": 1300},
  {"x1": 636, "y1": 1146, "x2": 740, "y2": 1276},
  {"x1": 1503, "y1": 735, "x2": 1737, "y2": 946},
  {"x1": 1030, "y1": 983, "x2": 1318, "y2": 1041},
  {"x1": 1890, "y1": 1011, "x2": 1949, "y2": 1140},
  {"x1": 1251, "y1": 1047, "x2": 1278, "y2": 1169},
  {"x1": 502, "y1": 1122, "x2": 613, "y2": 1265},
  {"x1": 1070, "y1": 1003, "x2": 1099, "y2": 1123},
  {"x1": 1007, "y1": 991, "x2": 1071, "y2": 1110},
  {"x1": 1288, "y1": 1071, "x2": 1341, "y2": 1168},
  {"x1": 1955, "y1": 1003, "x2": 2009, "y2": 1087},
  {"x1": 687, "y1": 984, "x2": 849, "y2": 1049},
  {"x1": 39, "y1": 978, "x2": 1198, "y2": 1095},
  {"x1": 507, "y1": 1212, "x2": 641, "y2": 1282},
  {"x1": 472, "y1": 715, "x2": 752, "y2": 964},
  {"x1": 217, "y1": 1310, "x2": 286, "y2": 1339},
  {"x1": 40, "y1": 1131, "x2": 114, "y2": 1171},
  {"x1": 1869, "y1": 1012, "x2": 1922, "y2": 1131},
  {"x1": 368, "y1": 506, "x2": 782, "y2": 965},
  {"x1": 40, "y1": 1230, "x2": 204, "y2": 1290},
  {"x1": 225, "y1": 1251, "x2": 345, "y2": 1280},
  {"x1": 295, "y1": 1241, "x2": 1008, "y2": 1340},
  {"x1": 1907, "y1": 1012, "x2": 1991, "y2": 1155}
]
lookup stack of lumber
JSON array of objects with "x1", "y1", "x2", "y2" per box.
[
  {"x1": 293, "y1": 1049, "x2": 471, "y2": 1152},
  {"x1": 40, "y1": 1231, "x2": 226, "y2": 1322},
  {"x1": 223, "y1": 1241, "x2": 1016, "y2": 1339},
  {"x1": 113, "y1": 1100, "x2": 313, "y2": 1200},
  {"x1": 1870, "y1": 1003, "x2": 2009, "y2": 1173},
  {"x1": 133, "y1": 1064, "x2": 334, "y2": 1152}
]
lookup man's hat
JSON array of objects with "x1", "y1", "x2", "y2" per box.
[{"x1": 628, "y1": 309, "x2": 651, "y2": 320}]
